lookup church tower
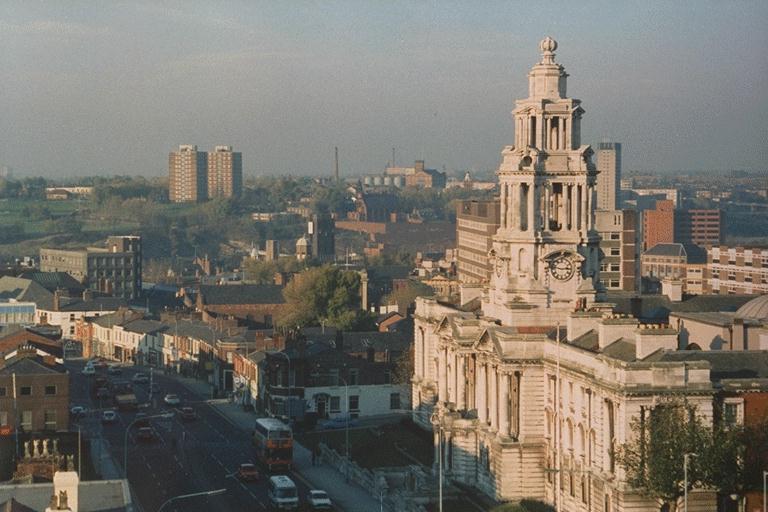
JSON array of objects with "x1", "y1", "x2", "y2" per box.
[{"x1": 483, "y1": 37, "x2": 601, "y2": 326}]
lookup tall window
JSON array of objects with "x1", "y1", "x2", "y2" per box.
[
  {"x1": 44, "y1": 410, "x2": 57, "y2": 430},
  {"x1": 390, "y1": 393, "x2": 401, "y2": 410},
  {"x1": 0, "y1": 412, "x2": 7, "y2": 426},
  {"x1": 21, "y1": 411, "x2": 32, "y2": 431},
  {"x1": 349, "y1": 395, "x2": 360, "y2": 412}
]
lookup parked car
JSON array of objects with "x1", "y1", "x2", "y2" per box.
[
  {"x1": 107, "y1": 365, "x2": 122, "y2": 375},
  {"x1": 237, "y1": 463, "x2": 259, "y2": 482},
  {"x1": 163, "y1": 394, "x2": 181, "y2": 406},
  {"x1": 137, "y1": 427, "x2": 154, "y2": 441},
  {"x1": 318, "y1": 415, "x2": 358, "y2": 430},
  {"x1": 101, "y1": 410, "x2": 117, "y2": 424},
  {"x1": 95, "y1": 387, "x2": 111, "y2": 400},
  {"x1": 132, "y1": 373, "x2": 149, "y2": 384},
  {"x1": 306, "y1": 490, "x2": 332, "y2": 510},
  {"x1": 179, "y1": 407, "x2": 196, "y2": 421},
  {"x1": 81, "y1": 365, "x2": 95, "y2": 376},
  {"x1": 70, "y1": 405, "x2": 87, "y2": 418}
]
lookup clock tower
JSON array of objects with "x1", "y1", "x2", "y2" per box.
[{"x1": 482, "y1": 37, "x2": 601, "y2": 326}]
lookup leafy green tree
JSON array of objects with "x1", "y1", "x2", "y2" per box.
[
  {"x1": 275, "y1": 265, "x2": 363, "y2": 330},
  {"x1": 617, "y1": 398, "x2": 712, "y2": 512}
]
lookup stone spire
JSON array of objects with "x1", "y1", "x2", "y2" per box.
[
  {"x1": 539, "y1": 36, "x2": 557, "y2": 64},
  {"x1": 527, "y1": 36, "x2": 568, "y2": 101}
]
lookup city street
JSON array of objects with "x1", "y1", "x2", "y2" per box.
[{"x1": 67, "y1": 361, "x2": 324, "y2": 512}]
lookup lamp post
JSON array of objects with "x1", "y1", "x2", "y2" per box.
[
  {"x1": 763, "y1": 470, "x2": 767, "y2": 512},
  {"x1": 274, "y1": 351, "x2": 291, "y2": 420},
  {"x1": 123, "y1": 412, "x2": 173, "y2": 479},
  {"x1": 157, "y1": 488, "x2": 226, "y2": 512},
  {"x1": 683, "y1": 452, "x2": 697, "y2": 512}
]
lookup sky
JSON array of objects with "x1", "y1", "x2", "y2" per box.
[{"x1": 1, "y1": 1, "x2": 767, "y2": 178}]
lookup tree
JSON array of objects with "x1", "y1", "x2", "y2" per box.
[
  {"x1": 274, "y1": 266, "x2": 363, "y2": 330},
  {"x1": 617, "y1": 398, "x2": 712, "y2": 512},
  {"x1": 381, "y1": 280, "x2": 435, "y2": 312}
]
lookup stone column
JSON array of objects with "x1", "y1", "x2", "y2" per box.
[
  {"x1": 536, "y1": 114, "x2": 544, "y2": 149},
  {"x1": 438, "y1": 348, "x2": 447, "y2": 402},
  {"x1": 544, "y1": 184, "x2": 551, "y2": 231},
  {"x1": 499, "y1": 373, "x2": 509, "y2": 436},
  {"x1": 527, "y1": 184, "x2": 535, "y2": 232},
  {"x1": 457, "y1": 356, "x2": 466, "y2": 410},
  {"x1": 489, "y1": 366, "x2": 497, "y2": 430},
  {"x1": 500, "y1": 183, "x2": 508, "y2": 229},
  {"x1": 564, "y1": 116, "x2": 570, "y2": 150},
  {"x1": 587, "y1": 185, "x2": 594, "y2": 229},
  {"x1": 571, "y1": 184, "x2": 578, "y2": 231},
  {"x1": 544, "y1": 118, "x2": 550, "y2": 149},
  {"x1": 509, "y1": 183, "x2": 518, "y2": 231},
  {"x1": 477, "y1": 363, "x2": 486, "y2": 423}
]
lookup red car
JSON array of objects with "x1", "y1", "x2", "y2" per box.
[{"x1": 237, "y1": 463, "x2": 259, "y2": 481}]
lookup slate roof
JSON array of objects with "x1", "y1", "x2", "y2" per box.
[
  {"x1": 341, "y1": 331, "x2": 411, "y2": 353},
  {"x1": 198, "y1": 284, "x2": 285, "y2": 305},
  {"x1": 122, "y1": 319, "x2": 167, "y2": 335},
  {"x1": 602, "y1": 338, "x2": 637, "y2": 362},
  {"x1": 0, "y1": 498, "x2": 35, "y2": 512},
  {"x1": 16, "y1": 271, "x2": 84, "y2": 293},
  {"x1": 50, "y1": 296, "x2": 127, "y2": 312},
  {"x1": 644, "y1": 243, "x2": 686, "y2": 258},
  {"x1": 570, "y1": 330, "x2": 599, "y2": 352},
  {"x1": 0, "y1": 356, "x2": 66, "y2": 376},
  {"x1": 607, "y1": 293, "x2": 754, "y2": 322},
  {"x1": 646, "y1": 350, "x2": 768, "y2": 382},
  {"x1": 0, "y1": 277, "x2": 52, "y2": 305}
]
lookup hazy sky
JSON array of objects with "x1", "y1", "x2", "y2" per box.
[{"x1": 1, "y1": 1, "x2": 767, "y2": 178}]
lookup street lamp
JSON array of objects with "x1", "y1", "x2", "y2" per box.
[
  {"x1": 123, "y1": 412, "x2": 174, "y2": 479},
  {"x1": 763, "y1": 470, "x2": 767, "y2": 512},
  {"x1": 157, "y1": 488, "x2": 226, "y2": 512},
  {"x1": 683, "y1": 452, "x2": 698, "y2": 512},
  {"x1": 430, "y1": 410, "x2": 443, "y2": 512}
]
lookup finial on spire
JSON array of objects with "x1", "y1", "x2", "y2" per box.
[{"x1": 539, "y1": 36, "x2": 558, "y2": 64}]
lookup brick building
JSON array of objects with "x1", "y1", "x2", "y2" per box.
[
  {"x1": 642, "y1": 199, "x2": 675, "y2": 251},
  {"x1": 196, "y1": 284, "x2": 285, "y2": 326},
  {"x1": 169, "y1": 144, "x2": 207, "y2": 203},
  {"x1": 705, "y1": 245, "x2": 768, "y2": 295},
  {"x1": 207, "y1": 145, "x2": 242, "y2": 199},
  {"x1": 641, "y1": 243, "x2": 706, "y2": 294},
  {"x1": 595, "y1": 209, "x2": 638, "y2": 292},
  {"x1": 0, "y1": 347, "x2": 69, "y2": 433},
  {"x1": 456, "y1": 199, "x2": 501, "y2": 284},
  {"x1": 675, "y1": 209, "x2": 723, "y2": 247}
]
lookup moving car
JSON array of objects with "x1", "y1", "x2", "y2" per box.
[
  {"x1": 81, "y1": 365, "x2": 95, "y2": 376},
  {"x1": 306, "y1": 490, "x2": 332, "y2": 510},
  {"x1": 137, "y1": 427, "x2": 154, "y2": 441},
  {"x1": 179, "y1": 407, "x2": 196, "y2": 421},
  {"x1": 318, "y1": 415, "x2": 358, "y2": 430},
  {"x1": 101, "y1": 410, "x2": 117, "y2": 424},
  {"x1": 163, "y1": 394, "x2": 181, "y2": 405},
  {"x1": 267, "y1": 475, "x2": 298, "y2": 510},
  {"x1": 237, "y1": 463, "x2": 259, "y2": 482},
  {"x1": 132, "y1": 373, "x2": 149, "y2": 384}
]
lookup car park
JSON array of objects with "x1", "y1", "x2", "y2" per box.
[
  {"x1": 163, "y1": 394, "x2": 181, "y2": 406},
  {"x1": 237, "y1": 463, "x2": 259, "y2": 482},
  {"x1": 179, "y1": 407, "x2": 196, "y2": 421},
  {"x1": 101, "y1": 410, "x2": 117, "y2": 424},
  {"x1": 306, "y1": 490, "x2": 332, "y2": 510}
]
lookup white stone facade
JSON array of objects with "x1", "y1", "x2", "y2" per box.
[{"x1": 412, "y1": 39, "x2": 717, "y2": 511}]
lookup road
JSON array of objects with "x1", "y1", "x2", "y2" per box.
[{"x1": 67, "y1": 360, "x2": 326, "y2": 512}]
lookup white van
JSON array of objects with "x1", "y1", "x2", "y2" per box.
[{"x1": 268, "y1": 475, "x2": 299, "y2": 510}]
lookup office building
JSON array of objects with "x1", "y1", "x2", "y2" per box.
[
  {"x1": 595, "y1": 209, "x2": 638, "y2": 292},
  {"x1": 207, "y1": 145, "x2": 243, "y2": 199},
  {"x1": 705, "y1": 245, "x2": 768, "y2": 295},
  {"x1": 456, "y1": 199, "x2": 501, "y2": 284},
  {"x1": 642, "y1": 199, "x2": 674, "y2": 251},
  {"x1": 169, "y1": 145, "x2": 208, "y2": 203},
  {"x1": 309, "y1": 214, "x2": 335, "y2": 262},
  {"x1": 675, "y1": 209, "x2": 723, "y2": 247},
  {"x1": 39, "y1": 236, "x2": 142, "y2": 299},
  {"x1": 596, "y1": 141, "x2": 621, "y2": 210}
]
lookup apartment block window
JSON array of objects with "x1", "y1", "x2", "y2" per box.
[
  {"x1": 390, "y1": 393, "x2": 401, "y2": 410},
  {"x1": 69, "y1": 314, "x2": 75, "y2": 321},
  {"x1": 723, "y1": 399, "x2": 743, "y2": 427},
  {"x1": 20, "y1": 386, "x2": 31, "y2": 396},
  {"x1": 348, "y1": 369, "x2": 359, "y2": 385},
  {"x1": 330, "y1": 396, "x2": 341, "y2": 413},
  {"x1": 44, "y1": 410, "x2": 57, "y2": 430},
  {"x1": 609, "y1": 263, "x2": 620, "y2": 272},
  {"x1": 45, "y1": 385, "x2": 56, "y2": 396},
  {"x1": 384, "y1": 370, "x2": 392, "y2": 384},
  {"x1": 0, "y1": 387, "x2": 5, "y2": 397},
  {"x1": 609, "y1": 233, "x2": 620, "y2": 240},
  {"x1": 0, "y1": 412, "x2": 7, "y2": 426},
  {"x1": 610, "y1": 279, "x2": 620, "y2": 288},
  {"x1": 21, "y1": 411, "x2": 32, "y2": 431},
  {"x1": 349, "y1": 395, "x2": 360, "y2": 412},
  {"x1": 610, "y1": 248, "x2": 620, "y2": 256}
]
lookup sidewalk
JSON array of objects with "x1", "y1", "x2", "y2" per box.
[{"x1": 173, "y1": 375, "x2": 381, "y2": 512}]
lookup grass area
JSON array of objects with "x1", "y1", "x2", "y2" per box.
[{"x1": 296, "y1": 419, "x2": 433, "y2": 470}]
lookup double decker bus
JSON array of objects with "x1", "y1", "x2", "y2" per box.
[{"x1": 253, "y1": 418, "x2": 293, "y2": 471}]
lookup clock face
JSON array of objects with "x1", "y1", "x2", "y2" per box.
[{"x1": 550, "y1": 255, "x2": 575, "y2": 281}]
